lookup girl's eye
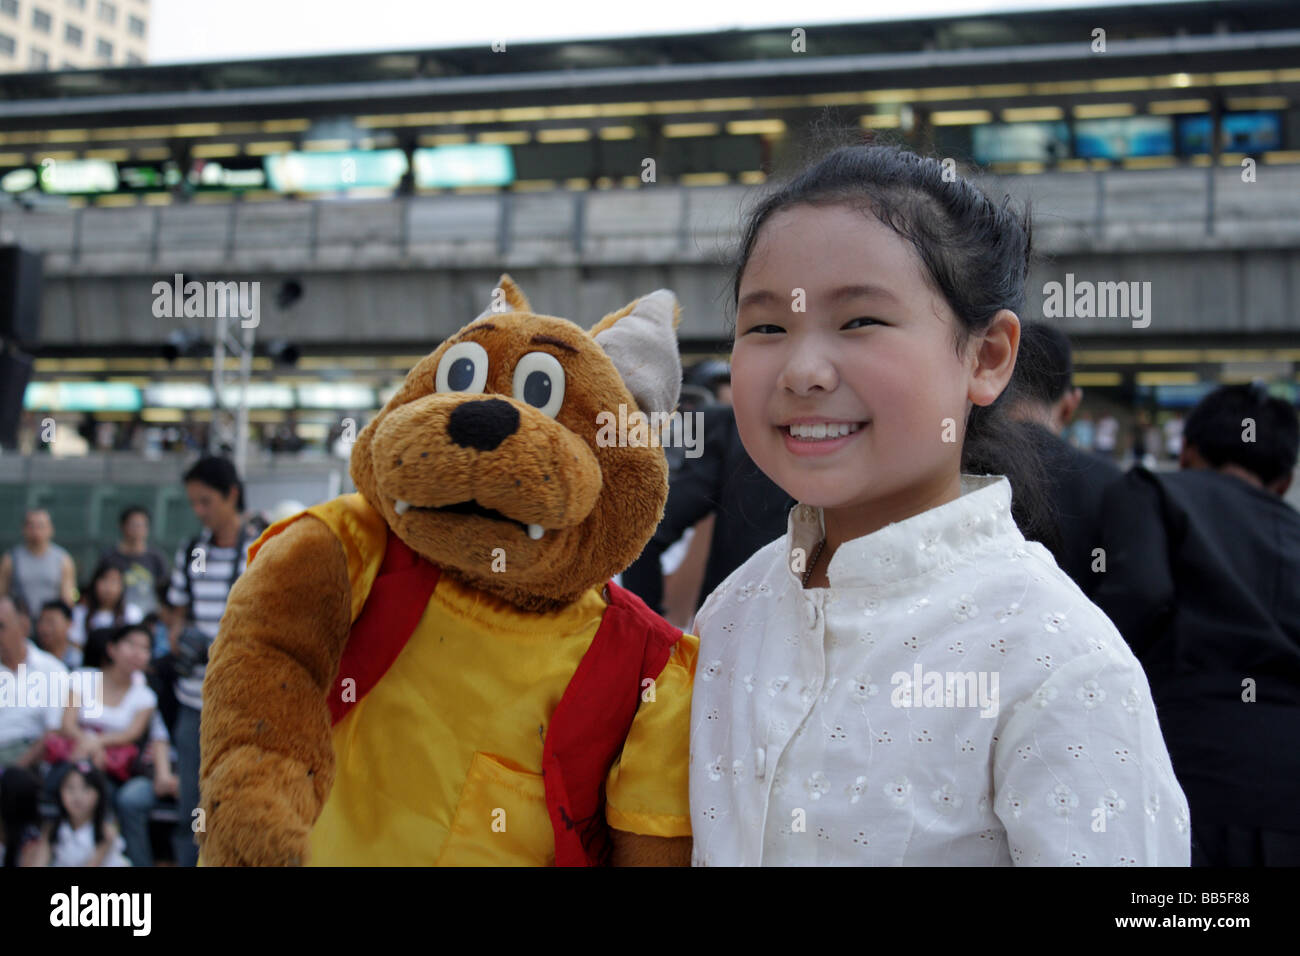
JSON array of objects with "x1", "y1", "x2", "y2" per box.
[
  {"x1": 843, "y1": 317, "x2": 881, "y2": 330},
  {"x1": 744, "y1": 323, "x2": 786, "y2": 335}
]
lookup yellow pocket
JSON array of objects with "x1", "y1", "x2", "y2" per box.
[{"x1": 436, "y1": 752, "x2": 555, "y2": 866}]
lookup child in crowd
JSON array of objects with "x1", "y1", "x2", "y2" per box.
[
  {"x1": 32, "y1": 761, "x2": 130, "y2": 867},
  {"x1": 687, "y1": 141, "x2": 1190, "y2": 866},
  {"x1": 70, "y1": 563, "x2": 144, "y2": 668}
]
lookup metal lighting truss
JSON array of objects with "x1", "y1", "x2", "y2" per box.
[{"x1": 211, "y1": 311, "x2": 253, "y2": 476}]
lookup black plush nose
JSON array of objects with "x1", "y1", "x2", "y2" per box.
[{"x1": 447, "y1": 398, "x2": 519, "y2": 451}]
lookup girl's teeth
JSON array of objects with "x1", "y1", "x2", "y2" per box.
[{"x1": 787, "y1": 422, "x2": 861, "y2": 440}]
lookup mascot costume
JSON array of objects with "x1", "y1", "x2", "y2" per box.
[{"x1": 196, "y1": 275, "x2": 696, "y2": 866}]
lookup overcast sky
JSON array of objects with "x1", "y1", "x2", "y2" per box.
[{"x1": 148, "y1": 0, "x2": 1197, "y2": 64}]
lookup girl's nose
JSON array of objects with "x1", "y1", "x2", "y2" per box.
[{"x1": 777, "y1": 340, "x2": 839, "y2": 396}]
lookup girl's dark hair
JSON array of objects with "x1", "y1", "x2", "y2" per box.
[
  {"x1": 56, "y1": 762, "x2": 110, "y2": 847},
  {"x1": 85, "y1": 561, "x2": 126, "y2": 618},
  {"x1": 103, "y1": 622, "x2": 152, "y2": 668},
  {"x1": 726, "y1": 132, "x2": 1057, "y2": 547},
  {"x1": 183, "y1": 455, "x2": 245, "y2": 511}
]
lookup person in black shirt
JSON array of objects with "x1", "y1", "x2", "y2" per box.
[
  {"x1": 621, "y1": 402, "x2": 793, "y2": 619},
  {"x1": 1005, "y1": 322, "x2": 1121, "y2": 594},
  {"x1": 1093, "y1": 384, "x2": 1300, "y2": 866}
]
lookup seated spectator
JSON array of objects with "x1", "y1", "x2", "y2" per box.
[
  {"x1": 1005, "y1": 321, "x2": 1121, "y2": 594},
  {"x1": 99, "y1": 507, "x2": 170, "y2": 618},
  {"x1": 35, "y1": 600, "x2": 80, "y2": 669},
  {"x1": 69, "y1": 563, "x2": 143, "y2": 666},
  {"x1": 1093, "y1": 384, "x2": 1300, "y2": 866},
  {"x1": 47, "y1": 624, "x2": 156, "y2": 796},
  {"x1": 38, "y1": 616, "x2": 177, "y2": 867},
  {"x1": 29, "y1": 761, "x2": 129, "y2": 867},
  {"x1": 0, "y1": 594, "x2": 66, "y2": 867}
]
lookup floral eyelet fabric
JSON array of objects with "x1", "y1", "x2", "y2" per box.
[{"x1": 688, "y1": 474, "x2": 1191, "y2": 866}]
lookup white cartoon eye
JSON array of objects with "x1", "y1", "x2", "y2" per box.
[
  {"x1": 512, "y1": 351, "x2": 565, "y2": 419},
  {"x1": 435, "y1": 341, "x2": 489, "y2": 394}
]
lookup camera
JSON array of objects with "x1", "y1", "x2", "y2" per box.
[{"x1": 173, "y1": 625, "x2": 214, "y2": 679}]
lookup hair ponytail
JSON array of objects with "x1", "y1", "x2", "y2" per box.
[{"x1": 964, "y1": 400, "x2": 1060, "y2": 553}]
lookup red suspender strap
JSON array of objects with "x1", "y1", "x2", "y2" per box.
[
  {"x1": 328, "y1": 530, "x2": 441, "y2": 726},
  {"x1": 542, "y1": 580, "x2": 683, "y2": 866}
]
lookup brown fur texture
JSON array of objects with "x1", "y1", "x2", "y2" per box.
[
  {"x1": 198, "y1": 516, "x2": 350, "y2": 866},
  {"x1": 349, "y1": 276, "x2": 672, "y2": 612},
  {"x1": 198, "y1": 275, "x2": 691, "y2": 866},
  {"x1": 610, "y1": 832, "x2": 693, "y2": 867}
]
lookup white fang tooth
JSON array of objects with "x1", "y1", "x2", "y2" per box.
[
  {"x1": 394, "y1": 500, "x2": 411, "y2": 516},
  {"x1": 527, "y1": 524, "x2": 545, "y2": 540}
]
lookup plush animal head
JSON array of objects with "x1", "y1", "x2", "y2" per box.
[{"x1": 350, "y1": 274, "x2": 682, "y2": 612}]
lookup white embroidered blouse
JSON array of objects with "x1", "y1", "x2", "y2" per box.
[{"x1": 688, "y1": 474, "x2": 1191, "y2": 866}]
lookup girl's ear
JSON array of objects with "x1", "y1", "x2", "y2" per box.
[{"x1": 968, "y1": 310, "x2": 1020, "y2": 407}]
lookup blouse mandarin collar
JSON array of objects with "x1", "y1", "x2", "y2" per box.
[{"x1": 786, "y1": 474, "x2": 1023, "y2": 590}]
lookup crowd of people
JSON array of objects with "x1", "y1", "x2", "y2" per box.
[
  {"x1": 3, "y1": 358, "x2": 1295, "y2": 867},
  {"x1": 0, "y1": 456, "x2": 258, "y2": 867}
]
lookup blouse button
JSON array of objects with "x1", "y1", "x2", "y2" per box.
[
  {"x1": 803, "y1": 600, "x2": 819, "y2": 630},
  {"x1": 754, "y1": 747, "x2": 766, "y2": 780}
]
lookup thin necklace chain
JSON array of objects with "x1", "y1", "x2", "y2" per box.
[{"x1": 801, "y1": 538, "x2": 826, "y2": 588}]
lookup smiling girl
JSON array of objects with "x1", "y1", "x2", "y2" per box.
[
  {"x1": 33, "y1": 762, "x2": 130, "y2": 867},
  {"x1": 687, "y1": 142, "x2": 1190, "y2": 866}
]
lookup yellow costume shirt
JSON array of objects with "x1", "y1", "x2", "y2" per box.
[{"x1": 294, "y1": 495, "x2": 695, "y2": 866}]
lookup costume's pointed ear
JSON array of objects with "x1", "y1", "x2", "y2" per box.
[
  {"x1": 591, "y1": 289, "x2": 681, "y2": 417},
  {"x1": 475, "y1": 273, "x2": 532, "y2": 320}
]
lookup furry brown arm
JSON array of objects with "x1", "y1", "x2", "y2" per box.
[
  {"x1": 609, "y1": 830, "x2": 693, "y2": 866},
  {"x1": 197, "y1": 516, "x2": 352, "y2": 866}
]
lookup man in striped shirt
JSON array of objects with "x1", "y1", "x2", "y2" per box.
[{"x1": 164, "y1": 456, "x2": 251, "y2": 866}]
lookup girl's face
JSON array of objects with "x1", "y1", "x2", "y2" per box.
[
  {"x1": 60, "y1": 771, "x2": 98, "y2": 824},
  {"x1": 94, "y1": 568, "x2": 124, "y2": 607},
  {"x1": 732, "y1": 203, "x2": 1010, "y2": 525},
  {"x1": 108, "y1": 630, "x2": 151, "y2": 673}
]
